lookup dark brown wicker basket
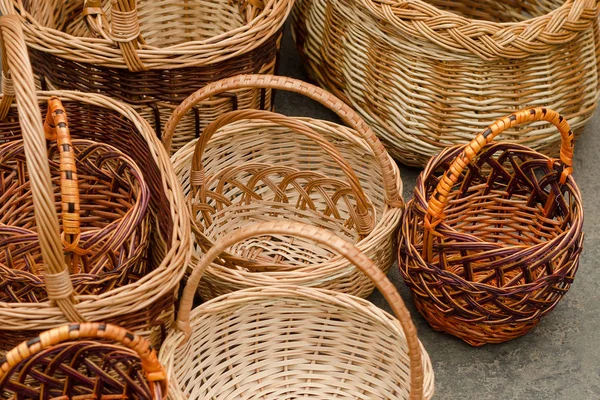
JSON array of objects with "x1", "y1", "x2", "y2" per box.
[
  {"x1": 0, "y1": 322, "x2": 167, "y2": 399},
  {"x1": 399, "y1": 107, "x2": 584, "y2": 346}
]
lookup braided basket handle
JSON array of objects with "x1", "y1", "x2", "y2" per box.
[
  {"x1": 162, "y1": 74, "x2": 403, "y2": 208},
  {"x1": 177, "y1": 221, "x2": 425, "y2": 399},
  {"x1": 0, "y1": 322, "x2": 168, "y2": 399},
  {"x1": 0, "y1": 15, "x2": 84, "y2": 322},
  {"x1": 82, "y1": 0, "x2": 147, "y2": 72},
  {"x1": 423, "y1": 107, "x2": 575, "y2": 261},
  {"x1": 191, "y1": 109, "x2": 375, "y2": 236}
]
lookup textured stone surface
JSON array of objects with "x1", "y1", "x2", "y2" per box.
[{"x1": 276, "y1": 21, "x2": 600, "y2": 400}]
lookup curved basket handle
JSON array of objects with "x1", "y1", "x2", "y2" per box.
[
  {"x1": 0, "y1": 15, "x2": 84, "y2": 322},
  {"x1": 162, "y1": 74, "x2": 403, "y2": 208},
  {"x1": 0, "y1": 322, "x2": 168, "y2": 399},
  {"x1": 423, "y1": 107, "x2": 575, "y2": 262},
  {"x1": 191, "y1": 109, "x2": 375, "y2": 236},
  {"x1": 82, "y1": 0, "x2": 147, "y2": 72},
  {"x1": 177, "y1": 221, "x2": 425, "y2": 399}
]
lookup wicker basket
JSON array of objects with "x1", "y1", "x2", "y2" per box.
[
  {"x1": 1, "y1": 0, "x2": 293, "y2": 153},
  {"x1": 292, "y1": 0, "x2": 600, "y2": 166},
  {"x1": 0, "y1": 15, "x2": 191, "y2": 353},
  {"x1": 165, "y1": 74, "x2": 404, "y2": 300},
  {"x1": 160, "y1": 221, "x2": 434, "y2": 399},
  {"x1": 399, "y1": 107, "x2": 584, "y2": 346},
  {"x1": 0, "y1": 322, "x2": 168, "y2": 399}
]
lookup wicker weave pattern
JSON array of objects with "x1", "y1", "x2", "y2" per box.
[
  {"x1": 399, "y1": 108, "x2": 584, "y2": 345},
  {"x1": 292, "y1": 0, "x2": 600, "y2": 166}
]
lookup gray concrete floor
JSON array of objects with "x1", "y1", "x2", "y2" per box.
[{"x1": 276, "y1": 21, "x2": 600, "y2": 400}]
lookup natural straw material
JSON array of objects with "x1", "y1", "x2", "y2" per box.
[
  {"x1": 399, "y1": 107, "x2": 584, "y2": 346},
  {"x1": 0, "y1": 96, "x2": 150, "y2": 302},
  {"x1": 1, "y1": 0, "x2": 293, "y2": 153},
  {"x1": 159, "y1": 221, "x2": 434, "y2": 400},
  {"x1": 0, "y1": 323, "x2": 167, "y2": 399},
  {"x1": 292, "y1": 0, "x2": 600, "y2": 166},
  {"x1": 0, "y1": 15, "x2": 191, "y2": 353},
  {"x1": 166, "y1": 74, "x2": 403, "y2": 299}
]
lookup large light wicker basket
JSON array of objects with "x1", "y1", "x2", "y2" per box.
[
  {"x1": 292, "y1": 0, "x2": 600, "y2": 166},
  {"x1": 1, "y1": 0, "x2": 293, "y2": 154},
  {"x1": 165, "y1": 74, "x2": 404, "y2": 300},
  {"x1": 0, "y1": 15, "x2": 191, "y2": 354},
  {"x1": 399, "y1": 107, "x2": 584, "y2": 346},
  {"x1": 159, "y1": 221, "x2": 434, "y2": 400}
]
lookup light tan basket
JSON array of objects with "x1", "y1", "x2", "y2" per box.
[
  {"x1": 0, "y1": 15, "x2": 191, "y2": 353},
  {"x1": 159, "y1": 221, "x2": 434, "y2": 400},
  {"x1": 292, "y1": 0, "x2": 600, "y2": 166},
  {"x1": 165, "y1": 74, "x2": 403, "y2": 300}
]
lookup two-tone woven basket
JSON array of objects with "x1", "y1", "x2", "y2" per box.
[
  {"x1": 160, "y1": 221, "x2": 434, "y2": 400},
  {"x1": 166, "y1": 75, "x2": 404, "y2": 300},
  {"x1": 0, "y1": 15, "x2": 191, "y2": 353},
  {"x1": 292, "y1": 0, "x2": 600, "y2": 166},
  {"x1": 399, "y1": 107, "x2": 584, "y2": 346},
  {"x1": 1, "y1": 0, "x2": 293, "y2": 153}
]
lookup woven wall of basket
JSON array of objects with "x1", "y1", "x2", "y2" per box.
[
  {"x1": 159, "y1": 221, "x2": 434, "y2": 400},
  {"x1": 398, "y1": 107, "x2": 584, "y2": 346},
  {"x1": 292, "y1": 0, "x2": 600, "y2": 166},
  {"x1": 0, "y1": 15, "x2": 191, "y2": 353},
  {"x1": 0, "y1": 323, "x2": 168, "y2": 399},
  {"x1": 0, "y1": 0, "x2": 293, "y2": 154},
  {"x1": 164, "y1": 75, "x2": 404, "y2": 300}
]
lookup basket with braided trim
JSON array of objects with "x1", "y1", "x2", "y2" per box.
[
  {"x1": 292, "y1": 0, "x2": 600, "y2": 166},
  {"x1": 0, "y1": 0, "x2": 292, "y2": 154},
  {"x1": 398, "y1": 107, "x2": 584, "y2": 346},
  {"x1": 166, "y1": 75, "x2": 403, "y2": 300},
  {"x1": 0, "y1": 15, "x2": 191, "y2": 354},
  {"x1": 0, "y1": 323, "x2": 167, "y2": 399}
]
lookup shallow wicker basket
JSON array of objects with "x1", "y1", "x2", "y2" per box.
[
  {"x1": 292, "y1": 0, "x2": 600, "y2": 166},
  {"x1": 0, "y1": 322, "x2": 168, "y2": 399},
  {"x1": 165, "y1": 74, "x2": 404, "y2": 300},
  {"x1": 0, "y1": 15, "x2": 191, "y2": 353},
  {"x1": 1, "y1": 0, "x2": 293, "y2": 153},
  {"x1": 160, "y1": 221, "x2": 434, "y2": 400},
  {"x1": 398, "y1": 107, "x2": 584, "y2": 346}
]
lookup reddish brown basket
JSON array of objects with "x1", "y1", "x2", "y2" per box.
[
  {"x1": 0, "y1": 322, "x2": 167, "y2": 399},
  {"x1": 399, "y1": 107, "x2": 584, "y2": 346}
]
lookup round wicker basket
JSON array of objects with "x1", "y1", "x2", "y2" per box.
[
  {"x1": 166, "y1": 74, "x2": 403, "y2": 299},
  {"x1": 160, "y1": 221, "x2": 434, "y2": 400}
]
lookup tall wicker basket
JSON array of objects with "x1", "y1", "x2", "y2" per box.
[
  {"x1": 292, "y1": 0, "x2": 600, "y2": 166},
  {"x1": 1, "y1": 0, "x2": 293, "y2": 153},
  {"x1": 0, "y1": 15, "x2": 191, "y2": 353}
]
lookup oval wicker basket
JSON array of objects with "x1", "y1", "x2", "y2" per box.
[
  {"x1": 0, "y1": 0, "x2": 293, "y2": 153},
  {"x1": 292, "y1": 0, "x2": 600, "y2": 166},
  {"x1": 160, "y1": 221, "x2": 434, "y2": 400},
  {"x1": 165, "y1": 74, "x2": 403, "y2": 300},
  {"x1": 0, "y1": 322, "x2": 168, "y2": 399},
  {"x1": 0, "y1": 15, "x2": 191, "y2": 353},
  {"x1": 398, "y1": 107, "x2": 584, "y2": 346}
]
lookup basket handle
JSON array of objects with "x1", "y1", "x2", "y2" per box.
[
  {"x1": 423, "y1": 107, "x2": 575, "y2": 262},
  {"x1": 82, "y1": 0, "x2": 147, "y2": 72},
  {"x1": 162, "y1": 74, "x2": 403, "y2": 208},
  {"x1": 191, "y1": 109, "x2": 375, "y2": 236},
  {"x1": 0, "y1": 15, "x2": 85, "y2": 322},
  {"x1": 177, "y1": 221, "x2": 425, "y2": 400},
  {"x1": 0, "y1": 322, "x2": 168, "y2": 399}
]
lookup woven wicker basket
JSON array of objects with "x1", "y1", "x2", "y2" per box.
[
  {"x1": 0, "y1": 322, "x2": 168, "y2": 399},
  {"x1": 292, "y1": 0, "x2": 600, "y2": 166},
  {"x1": 1, "y1": 0, "x2": 293, "y2": 153},
  {"x1": 0, "y1": 15, "x2": 191, "y2": 353},
  {"x1": 399, "y1": 107, "x2": 584, "y2": 346},
  {"x1": 160, "y1": 221, "x2": 434, "y2": 400},
  {"x1": 165, "y1": 74, "x2": 403, "y2": 300}
]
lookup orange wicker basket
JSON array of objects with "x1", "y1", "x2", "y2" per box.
[{"x1": 399, "y1": 107, "x2": 584, "y2": 346}]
